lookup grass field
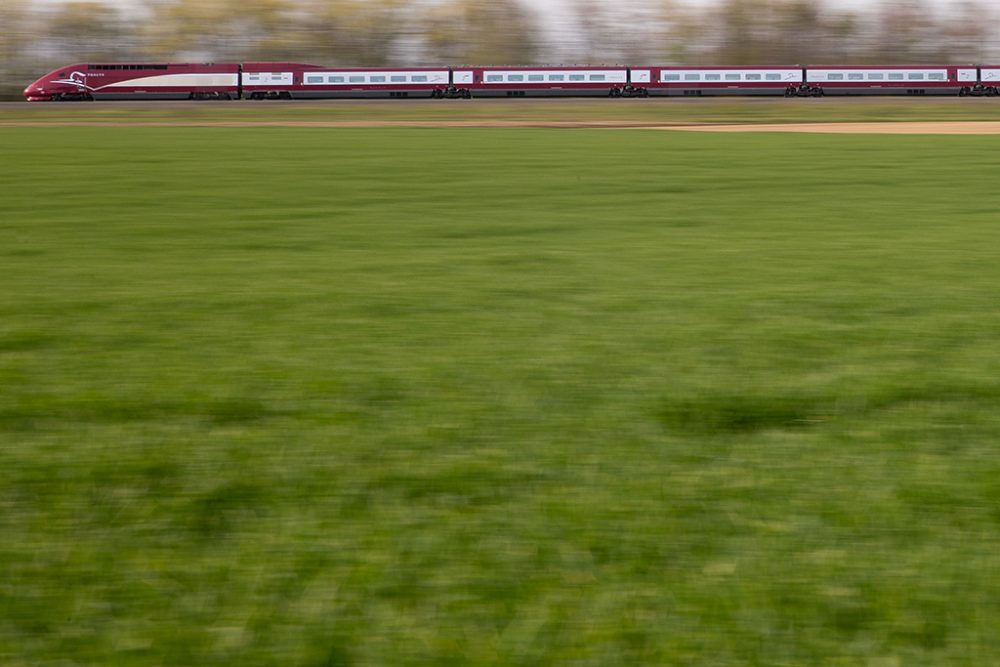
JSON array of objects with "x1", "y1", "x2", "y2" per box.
[
  {"x1": 5, "y1": 96, "x2": 1000, "y2": 127},
  {"x1": 4, "y1": 123, "x2": 1000, "y2": 665}
]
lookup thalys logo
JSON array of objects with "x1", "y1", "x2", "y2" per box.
[{"x1": 52, "y1": 71, "x2": 94, "y2": 90}]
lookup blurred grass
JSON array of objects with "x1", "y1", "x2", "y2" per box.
[
  {"x1": 5, "y1": 96, "x2": 1000, "y2": 126},
  {"x1": 3, "y1": 126, "x2": 1000, "y2": 665}
]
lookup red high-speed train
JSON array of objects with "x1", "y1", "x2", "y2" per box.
[{"x1": 23, "y1": 61, "x2": 1000, "y2": 101}]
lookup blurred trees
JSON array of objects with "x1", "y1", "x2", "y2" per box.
[
  {"x1": 568, "y1": 0, "x2": 683, "y2": 64},
  {"x1": 45, "y1": 2, "x2": 132, "y2": 62},
  {"x1": 942, "y1": 1, "x2": 993, "y2": 63},
  {"x1": 146, "y1": 0, "x2": 306, "y2": 61},
  {"x1": 691, "y1": 0, "x2": 864, "y2": 65},
  {"x1": 421, "y1": 0, "x2": 541, "y2": 65},
  {"x1": 0, "y1": 1, "x2": 28, "y2": 62},
  {"x1": 686, "y1": 0, "x2": 995, "y2": 66},
  {"x1": 870, "y1": 0, "x2": 948, "y2": 63},
  {"x1": 2, "y1": 0, "x2": 999, "y2": 98},
  {"x1": 301, "y1": 0, "x2": 413, "y2": 66},
  {"x1": 0, "y1": 0, "x2": 31, "y2": 94}
]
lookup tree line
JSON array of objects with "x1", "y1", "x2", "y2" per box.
[{"x1": 2, "y1": 0, "x2": 996, "y2": 98}]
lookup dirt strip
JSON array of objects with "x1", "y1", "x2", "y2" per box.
[{"x1": 664, "y1": 121, "x2": 1000, "y2": 134}]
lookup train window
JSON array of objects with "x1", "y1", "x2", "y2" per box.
[
  {"x1": 569, "y1": 74, "x2": 585, "y2": 81},
  {"x1": 928, "y1": 73, "x2": 945, "y2": 80},
  {"x1": 549, "y1": 74, "x2": 565, "y2": 81},
  {"x1": 306, "y1": 76, "x2": 323, "y2": 83},
  {"x1": 370, "y1": 76, "x2": 386, "y2": 82},
  {"x1": 908, "y1": 73, "x2": 925, "y2": 80},
  {"x1": 349, "y1": 76, "x2": 364, "y2": 83},
  {"x1": 508, "y1": 75, "x2": 524, "y2": 82},
  {"x1": 329, "y1": 76, "x2": 344, "y2": 83},
  {"x1": 869, "y1": 73, "x2": 884, "y2": 80},
  {"x1": 684, "y1": 73, "x2": 700, "y2": 81},
  {"x1": 848, "y1": 73, "x2": 864, "y2": 80},
  {"x1": 766, "y1": 73, "x2": 781, "y2": 80},
  {"x1": 705, "y1": 74, "x2": 721, "y2": 81},
  {"x1": 828, "y1": 73, "x2": 845, "y2": 80},
  {"x1": 590, "y1": 74, "x2": 606, "y2": 81},
  {"x1": 391, "y1": 75, "x2": 406, "y2": 82},
  {"x1": 412, "y1": 75, "x2": 428, "y2": 82},
  {"x1": 725, "y1": 73, "x2": 741, "y2": 81},
  {"x1": 746, "y1": 73, "x2": 762, "y2": 80},
  {"x1": 889, "y1": 73, "x2": 904, "y2": 80},
  {"x1": 663, "y1": 73, "x2": 681, "y2": 81},
  {"x1": 529, "y1": 74, "x2": 544, "y2": 81},
  {"x1": 487, "y1": 75, "x2": 503, "y2": 82}
]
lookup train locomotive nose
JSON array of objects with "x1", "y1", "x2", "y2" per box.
[{"x1": 24, "y1": 84, "x2": 47, "y2": 101}]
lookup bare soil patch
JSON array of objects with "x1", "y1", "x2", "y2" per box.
[{"x1": 664, "y1": 121, "x2": 1000, "y2": 134}]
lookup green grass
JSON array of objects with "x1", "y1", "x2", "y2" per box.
[
  {"x1": 5, "y1": 96, "x2": 1000, "y2": 126},
  {"x1": 3, "y1": 126, "x2": 1000, "y2": 665}
]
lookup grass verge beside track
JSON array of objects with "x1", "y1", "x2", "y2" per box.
[
  {"x1": 5, "y1": 96, "x2": 1000, "y2": 127},
  {"x1": 3, "y1": 127, "x2": 1000, "y2": 665}
]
